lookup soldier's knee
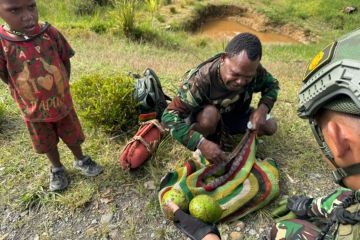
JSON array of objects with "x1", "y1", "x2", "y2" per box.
[{"x1": 195, "y1": 105, "x2": 220, "y2": 136}]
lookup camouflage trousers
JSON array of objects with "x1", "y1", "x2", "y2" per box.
[{"x1": 270, "y1": 204, "x2": 360, "y2": 240}]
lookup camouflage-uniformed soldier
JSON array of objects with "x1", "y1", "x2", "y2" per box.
[
  {"x1": 162, "y1": 33, "x2": 279, "y2": 164},
  {"x1": 271, "y1": 29, "x2": 360, "y2": 239}
]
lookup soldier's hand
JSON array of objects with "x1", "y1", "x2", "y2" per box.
[
  {"x1": 287, "y1": 195, "x2": 313, "y2": 217},
  {"x1": 249, "y1": 104, "x2": 268, "y2": 131},
  {"x1": 329, "y1": 207, "x2": 359, "y2": 225},
  {"x1": 198, "y1": 139, "x2": 227, "y2": 165}
]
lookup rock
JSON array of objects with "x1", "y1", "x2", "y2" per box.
[
  {"x1": 230, "y1": 231, "x2": 242, "y2": 240},
  {"x1": 162, "y1": 220, "x2": 166, "y2": 225},
  {"x1": 20, "y1": 211, "x2": 28, "y2": 218},
  {"x1": 343, "y1": 6, "x2": 357, "y2": 14},
  {"x1": 248, "y1": 229, "x2": 257, "y2": 235},
  {"x1": 91, "y1": 219, "x2": 98, "y2": 225},
  {"x1": 33, "y1": 234, "x2": 40, "y2": 240},
  {"x1": 100, "y1": 213, "x2": 114, "y2": 225},
  {"x1": 234, "y1": 221, "x2": 245, "y2": 231},
  {"x1": 144, "y1": 180, "x2": 156, "y2": 190},
  {"x1": 150, "y1": 233, "x2": 155, "y2": 238},
  {"x1": 109, "y1": 229, "x2": 121, "y2": 240}
]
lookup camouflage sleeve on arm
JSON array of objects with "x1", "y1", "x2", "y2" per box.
[
  {"x1": 309, "y1": 187, "x2": 354, "y2": 218},
  {"x1": 162, "y1": 107, "x2": 204, "y2": 151},
  {"x1": 253, "y1": 66, "x2": 280, "y2": 112},
  {"x1": 161, "y1": 75, "x2": 207, "y2": 151}
]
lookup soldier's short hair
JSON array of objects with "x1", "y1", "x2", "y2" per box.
[{"x1": 225, "y1": 33, "x2": 262, "y2": 61}]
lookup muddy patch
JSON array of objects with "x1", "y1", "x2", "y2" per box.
[
  {"x1": 198, "y1": 19, "x2": 300, "y2": 43},
  {"x1": 185, "y1": 4, "x2": 317, "y2": 44}
]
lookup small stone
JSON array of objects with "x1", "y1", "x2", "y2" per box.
[
  {"x1": 248, "y1": 229, "x2": 257, "y2": 235},
  {"x1": 20, "y1": 211, "x2": 28, "y2": 218},
  {"x1": 344, "y1": 6, "x2": 357, "y2": 14},
  {"x1": 33, "y1": 234, "x2": 40, "y2": 240},
  {"x1": 234, "y1": 221, "x2": 245, "y2": 231},
  {"x1": 230, "y1": 231, "x2": 242, "y2": 240},
  {"x1": 150, "y1": 233, "x2": 155, "y2": 238},
  {"x1": 100, "y1": 213, "x2": 114, "y2": 225},
  {"x1": 222, "y1": 234, "x2": 229, "y2": 240},
  {"x1": 109, "y1": 229, "x2": 121, "y2": 240},
  {"x1": 65, "y1": 217, "x2": 69, "y2": 222},
  {"x1": 144, "y1": 181, "x2": 156, "y2": 190},
  {"x1": 162, "y1": 220, "x2": 167, "y2": 225},
  {"x1": 91, "y1": 219, "x2": 98, "y2": 225},
  {"x1": 86, "y1": 227, "x2": 96, "y2": 236}
]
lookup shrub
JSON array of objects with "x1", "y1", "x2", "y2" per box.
[
  {"x1": 0, "y1": 101, "x2": 5, "y2": 123},
  {"x1": 71, "y1": 73, "x2": 139, "y2": 133},
  {"x1": 94, "y1": 0, "x2": 113, "y2": 6},
  {"x1": 129, "y1": 22, "x2": 181, "y2": 49},
  {"x1": 113, "y1": 0, "x2": 137, "y2": 37},
  {"x1": 71, "y1": 0, "x2": 97, "y2": 15},
  {"x1": 145, "y1": 0, "x2": 160, "y2": 22},
  {"x1": 90, "y1": 22, "x2": 110, "y2": 34},
  {"x1": 170, "y1": 6, "x2": 177, "y2": 14}
]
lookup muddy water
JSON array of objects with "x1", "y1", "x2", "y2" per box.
[{"x1": 198, "y1": 19, "x2": 299, "y2": 44}]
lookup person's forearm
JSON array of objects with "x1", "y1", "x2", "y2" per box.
[
  {"x1": 162, "y1": 109, "x2": 203, "y2": 151},
  {"x1": 308, "y1": 188, "x2": 354, "y2": 218}
]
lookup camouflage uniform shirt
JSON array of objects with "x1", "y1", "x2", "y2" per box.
[
  {"x1": 161, "y1": 55, "x2": 279, "y2": 151},
  {"x1": 271, "y1": 188, "x2": 360, "y2": 240}
]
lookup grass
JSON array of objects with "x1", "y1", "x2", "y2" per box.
[{"x1": 1, "y1": 0, "x2": 359, "y2": 238}]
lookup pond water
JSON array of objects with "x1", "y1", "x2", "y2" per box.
[{"x1": 197, "y1": 19, "x2": 299, "y2": 44}]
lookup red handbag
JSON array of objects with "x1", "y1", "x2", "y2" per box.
[{"x1": 119, "y1": 119, "x2": 166, "y2": 170}]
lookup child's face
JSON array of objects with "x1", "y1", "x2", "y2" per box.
[{"x1": 0, "y1": 0, "x2": 38, "y2": 35}]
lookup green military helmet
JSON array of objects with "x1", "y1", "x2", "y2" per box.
[{"x1": 298, "y1": 28, "x2": 360, "y2": 185}]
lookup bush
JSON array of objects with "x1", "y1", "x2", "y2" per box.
[
  {"x1": 90, "y1": 22, "x2": 110, "y2": 34},
  {"x1": 170, "y1": 6, "x2": 177, "y2": 14},
  {"x1": 0, "y1": 101, "x2": 5, "y2": 123},
  {"x1": 71, "y1": 73, "x2": 139, "y2": 133},
  {"x1": 71, "y1": 0, "x2": 97, "y2": 15},
  {"x1": 94, "y1": 0, "x2": 113, "y2": 6},
  {"x1": 112, "y1": 0, "x2": 137, "y2": 37}
]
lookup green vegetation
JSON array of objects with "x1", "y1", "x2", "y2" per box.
[
  {"x1": 71, "y1": 73, "x2": 139, "y2": 133},
  {"x1": 1, "y1": 0, "x2": 360, "y2": 238},
  {"x1": 0, "y1": 100, "x2": 5, "y2": 124}
]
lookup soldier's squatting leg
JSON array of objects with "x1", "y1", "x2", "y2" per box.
[
  {"x1": 193, "y1": 105, "x2": 221, "y2": 137},
  {"x1": 257, "y1": 118, "x2": 277, "y2": 136}
]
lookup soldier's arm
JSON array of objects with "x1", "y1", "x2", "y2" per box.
[
  {"x1": 162, "y1": 77, "x2": 207, "y2": 151},
  {"x1": 308, "y1": 188, "x2": 354, "y2": 218},
  {"x1": 253, "y1": 66, "x2": 280, "y2": 112}
]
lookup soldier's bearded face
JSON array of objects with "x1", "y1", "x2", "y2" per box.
[{"x1": 220, "y1": 50, "x2": 259, "y2": 91}]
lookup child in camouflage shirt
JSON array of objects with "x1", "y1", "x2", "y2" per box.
[{"x1": 0, "y1": 0, "x2": 102, "y2": 191}]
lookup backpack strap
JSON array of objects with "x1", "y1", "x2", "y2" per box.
[{"x1": 133, "y1": 68, "x2": 170, "y2": 121}]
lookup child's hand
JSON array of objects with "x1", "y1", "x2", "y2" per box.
[{"x1": 166, "y1": 200, "x2": 180, "y2": 213}]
